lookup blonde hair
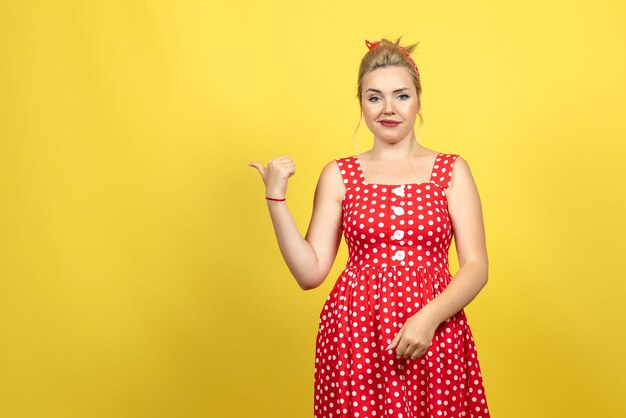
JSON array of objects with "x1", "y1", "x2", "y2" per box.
[{"x1": 353, "y1": 36, "x2": 423, "y2": 155}]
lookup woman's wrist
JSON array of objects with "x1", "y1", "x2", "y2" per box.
[{"x1": 265, "y1": 188, "x2": 286, "y2": 201}]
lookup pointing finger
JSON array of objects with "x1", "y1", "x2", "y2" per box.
[{"x1": 247, "y1": 161, "x2": 265, "y2": 176}]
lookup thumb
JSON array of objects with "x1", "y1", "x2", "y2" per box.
[
  {"x1": 247, "y1": 161, "x2": 265, "y2": 176},
  {"x1": 386, "y1": 326, "x2": 404, "y2": 351}
]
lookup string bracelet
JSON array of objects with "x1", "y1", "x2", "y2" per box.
[{"x1": 265, "y1": 196, "x2": 286, "y2": 201}]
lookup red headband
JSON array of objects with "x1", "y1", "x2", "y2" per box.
[{"x1": 365, "y1": 39, "x2": 420, "y2": 78}]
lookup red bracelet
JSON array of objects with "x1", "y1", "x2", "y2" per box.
[{"x1": 265, "y1": 196, "x2": 286, "y2": 201}]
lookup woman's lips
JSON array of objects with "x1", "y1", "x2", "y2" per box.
[{"x1": 380, "y1": 121, "x2": 401, "y2": 127}]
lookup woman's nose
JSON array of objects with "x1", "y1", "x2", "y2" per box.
[{"x1": 384, "y1": 99, "x2": 395, "y2": 114}]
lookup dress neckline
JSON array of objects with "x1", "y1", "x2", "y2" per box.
[{"x1": 354, "y1": 153, "x2": 441, "y2": 187}]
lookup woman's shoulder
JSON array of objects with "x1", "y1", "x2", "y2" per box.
[
  {"x1": 323, "y1": 153, "x2": 365, "y2": 184},
  {"x1": 321, "y1": 155, "x2": 355, "y2": 178},
  {"x1": 333, "y1": 154, "x2": 359, "y2": 163},
  {"x1": 436, "y1": 151, "x2": 461, "y2": 158},
  {"x1": 315, "y1": 158, "x2": 348, "y2": 201},
  {"x1": 425, "y1": 147, "x2": 459, "y2": 158}
]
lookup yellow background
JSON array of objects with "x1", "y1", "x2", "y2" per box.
[{"x1": 1, "y1": 1, "x2": 625, "y2": 417}]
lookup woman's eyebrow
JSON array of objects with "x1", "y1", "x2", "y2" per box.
[{"x1": 365, "y1": 87, "x2": 410, "y2": 93}]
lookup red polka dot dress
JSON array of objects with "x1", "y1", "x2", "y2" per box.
[{"x1": 313, "y1": 153, "x2": 490, "y2": 418}]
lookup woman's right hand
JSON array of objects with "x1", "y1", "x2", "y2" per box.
[{"x1": 248, "y1": 156, "x2": 296, "y2": 199}]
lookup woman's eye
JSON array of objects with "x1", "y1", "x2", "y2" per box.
[{"x1": 368, "y1": 94, "x2": 409, "y2": 102}]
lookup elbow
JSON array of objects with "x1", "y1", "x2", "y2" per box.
[
  {"x1": 462, "y1": 258, "x2": 489, "y2": 287},
  {"x1": 299, "y1": 277, "x2": 323, "y2": 291},
  {"x1": 297, "y1": 259, "x2": 333, "y2": 290},
  {"x1": 482, "y1": 262, "x2": 489, "y2": 287},
  {"x1": 482, "y1": 260, "x2": 489, "y2": 286},
  {"x1": 299, "y1": 279, "x2": 314, "y2": 291},
  {"x1": 295, "y1": 273, "x2": 317, "y2": 291},
  {"x1": 299, "y1": 281, "x2": 319, "y2": 291},
  {"x1": 297, "y1": 271, "x2": 326, "y2": 291}
]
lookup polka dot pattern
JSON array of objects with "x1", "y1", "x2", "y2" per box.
[{"x1": 313, "y1": 153, "x2": 490, "y2": 417}]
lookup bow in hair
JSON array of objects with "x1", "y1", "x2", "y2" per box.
[{"x1": 364, "y1": 39, "x2": 420, "y2": 78}]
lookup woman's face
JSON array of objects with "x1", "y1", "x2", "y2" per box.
[{"x1": 360, "y1": 65, "x2": 420, "y2": 143}]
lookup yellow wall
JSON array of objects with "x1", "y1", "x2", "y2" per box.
[{"x1": 1, "y1": 1, "x2": 625, "y2": 417}]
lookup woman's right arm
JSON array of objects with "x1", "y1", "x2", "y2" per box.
[{"x1": 248, "y1": 157, "x2": 345, "y2": 290}]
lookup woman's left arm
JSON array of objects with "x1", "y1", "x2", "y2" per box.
[{"x1": 420, "y1": 155, "x2": 489, "y2": 327}]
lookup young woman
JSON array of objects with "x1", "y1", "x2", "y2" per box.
[{"x1": 249, "y1": 37, "x2": 491, "y2": 418}]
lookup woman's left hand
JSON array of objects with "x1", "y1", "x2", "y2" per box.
[{"x1": 386, "y1": 309, "x2": 440, "y2": 360}]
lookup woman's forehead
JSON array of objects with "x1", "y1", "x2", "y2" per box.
[{"x1": 363, "y1": 66, "x2": 415, "y2": 91}]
